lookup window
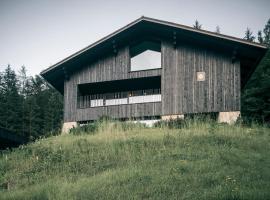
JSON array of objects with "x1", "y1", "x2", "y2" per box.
[{"x1": 130, "y1": 40, "x2": 161, "y2": 71}]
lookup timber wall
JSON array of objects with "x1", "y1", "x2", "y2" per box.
[{"x1": 64, "y1": 39, "x2": 240, "y2": 122}]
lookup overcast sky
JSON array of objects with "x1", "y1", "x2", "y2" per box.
[{"x1": 0, "y1": 0, "x2": 269, "y2": 76}]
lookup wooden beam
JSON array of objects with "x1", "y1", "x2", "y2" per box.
[
  {"x1": 62, "y1": 67, "x2": 69, "y2": 80},
  {"x1": 112, "y1": 40, "x2": 118, "y2": 55},
  {"x1": 231, "y1": 48, "x2": 238, "y2": 63},
  {"x1": 173, "y1": 31, "x2": 177, "y2": 48}
]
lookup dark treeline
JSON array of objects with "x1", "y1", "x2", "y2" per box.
[
  {"x1": 0, "y1": 65, "x2": 63, "y2": 140},
  {"x1": 241, "y1": 50, "x2": 270, "y2": 123},
  {"x1": 241, "y1": 18, "x2": 270, "y2": 123}
]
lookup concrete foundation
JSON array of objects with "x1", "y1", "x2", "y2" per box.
[
  {"x1": 161, "y1": 114, "x2": 184, "y2": 120},
  {"x1": 62, "y1": 122, "x2": 77, "y2": 134},
  {"x1": 218, "y1": 111, "x2": 240, "y2": 124}
]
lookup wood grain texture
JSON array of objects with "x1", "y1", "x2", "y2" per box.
[
  {"x1": 64, "y1": 46, "x2": 161, "y2": 122},
  {"x1": 76, "y1": 102, "x2": 161, "y2": 121},
  {"x1": 64, "y1": 39, "x2": 240, "y2": 122},
  {"x1": 161, "y1": 41, "x2": 240, "y2": 115}
]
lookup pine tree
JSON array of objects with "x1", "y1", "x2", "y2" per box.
[
  {"x1": 25, "y1": 75, "x2": 63, "y2": 137},
  {"x1": 257, "y1": 19, "x2": 270, "y2": 46},
  {"x1": 18, "y1": 66, "x2": 29, "y2": 96},
  {"x1": 18, "y1": 66, "x2": 30, "y2": 134},
  {"x1": 215, "y1": 26, "x2": 220, "y2": 34},
  {"x1": 242, "y1": 50, "x2": 270, "y2": 122},
  {"x1": 244, "y1": 28, "x2": 255, "y2": 42},
  {"x1": 0, "y1": 65, "x2": 23, "y2": 133},
  {"x1": 44, "y1": 88, "x2": 63, "y2": 134},
  {"x1": 193, "y1": 20, "x2": 202, "y2": 29},
  {"x1": 0, "y1": 70, "x2": 4, "y2": 128},
  {"x1": 263, "y1": 18, "x2": 270, "y2": 46},
  {"x1": 0, "y1": 65, "x2": 63, "y2": 139},
  {"x1": 258, "y1": 31, "x2": 264, "y2": 44},
  {"x1": 242, "y1": 19, "x2": 270, "y2": 123},
  {"x1": 24, "y1": 95, "x2": 40, "y2": 139},
  {"x1": 28, "y1": 76, "x2": 47, "y2": 137}
]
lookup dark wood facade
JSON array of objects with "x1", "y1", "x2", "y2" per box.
[
  {"x1": 162, "y1": 41, "x2": 240, "y2": 116},
  {"x1": 63, "y1": 39, "x2": 240, "y2": 122},
  {"x1": 64, "y1": 46, "x2": 162, "y2": 122},
  {"x1": 40, "y1": 17, "x2": 267, "y2": 123}
]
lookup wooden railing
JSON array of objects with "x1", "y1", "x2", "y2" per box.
[
  {"x1": 78, "y1": 93, "x2": 161, "y2": 109},
  {"x1": 129, "y1": 94, "x2": 161, "y2": 104}
]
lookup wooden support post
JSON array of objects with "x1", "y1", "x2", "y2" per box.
[
  {"x1": 231, "y1": 48, "x2": 238, "y2": 63},
  {"x1": 112, "y1": 40, "x2": 118, "y2": 55},
  {"x1": 173, "y1": 31, "x2": 177, "y2": 48},
  {"x1": 62, "y1": 66, "x2": 69, "y2": 80}
]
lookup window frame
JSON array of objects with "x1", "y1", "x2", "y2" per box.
[{"x1": 129, "y1": 40, "x2": 162, "y2": 72}]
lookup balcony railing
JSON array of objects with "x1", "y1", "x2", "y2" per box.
[
  {"x1": 78, "y1": 90, "x2": 161, "y2": 109},
  {"x1": 129, "y1": 94, "x2": 161, "y2": 104},
  {"x1": 105, "y1": 98, "x2": 128, "y2": 106},
  {"x1": 91, "y1": 99, "x2": 103, "y2": 107}
]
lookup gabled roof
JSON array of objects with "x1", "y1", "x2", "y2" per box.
[{"x1": 40, "y1": 16, "x2": 268, "y2": 93}]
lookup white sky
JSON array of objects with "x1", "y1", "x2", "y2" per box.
[{"x1": 0, "y1": 0, "x2": 269, "y2": 76}]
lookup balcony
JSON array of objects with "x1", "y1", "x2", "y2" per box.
[
  {"x1": 78, "y1": 89, "x2": 161, "y2": 109},
  {"x1": 77, "y1": 76, "x2": 161, "y2": 109}
]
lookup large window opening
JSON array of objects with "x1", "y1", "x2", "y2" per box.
[
  {"x1": 130, "y1": 40, "x2": 161, "y2": 71},
  {"x1": 77, "y1": 76, "x2": 161, "y2": 108}
]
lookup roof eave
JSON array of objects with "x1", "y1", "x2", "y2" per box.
[{"x1": 40, "y1": 16, "x2": 267, "y2": 76}]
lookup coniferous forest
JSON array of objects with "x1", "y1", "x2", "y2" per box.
[
  {"x1": 0, "y1": 66, "x2": 63, "y2": 140},
  {"x1": 0, "y1": 19, "x2": 269, "y2": 140},
  {"x1": 241, "y1": 18, "x2": 270, "y2": 123}
]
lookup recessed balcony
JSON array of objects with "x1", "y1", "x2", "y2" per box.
[{"x1": 77, "y1": 76, "x2": 161, "y2": 109}]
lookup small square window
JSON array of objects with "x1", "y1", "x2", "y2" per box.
[{"x1": 196, "y1": 72, "x2": 205, "y2": 81}]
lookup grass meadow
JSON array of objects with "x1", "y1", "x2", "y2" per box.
[{"x1": 0, "y1": 119, "x2": 270, "y2": 199}]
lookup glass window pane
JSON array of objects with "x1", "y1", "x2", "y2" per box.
[
  {"x1": 130, "y1": 40, "x2": 161, "y2": 72},
  {"x1": 131, "y1": 50, "x2": 161, "y2": 71}
]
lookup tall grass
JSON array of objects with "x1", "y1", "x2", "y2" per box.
[{"x1": 0, "y1": 119, "x2": 269, "y2": 199}]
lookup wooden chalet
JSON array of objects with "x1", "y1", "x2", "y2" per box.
[{"x1": 40, "y1": 17, "x2": 268, "y2": 132}]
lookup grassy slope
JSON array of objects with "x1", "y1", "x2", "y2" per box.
[{"x1": 0, "y1": 121, "x2": 270, "y2": 200}]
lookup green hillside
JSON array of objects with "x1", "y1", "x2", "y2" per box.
[{"x1": 0, "y1": 120, "x2": 270, "y2": 200}]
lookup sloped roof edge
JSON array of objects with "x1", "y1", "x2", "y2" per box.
[{"x1": 40, "y1": 16, "x2": 267, "y2": 75}]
